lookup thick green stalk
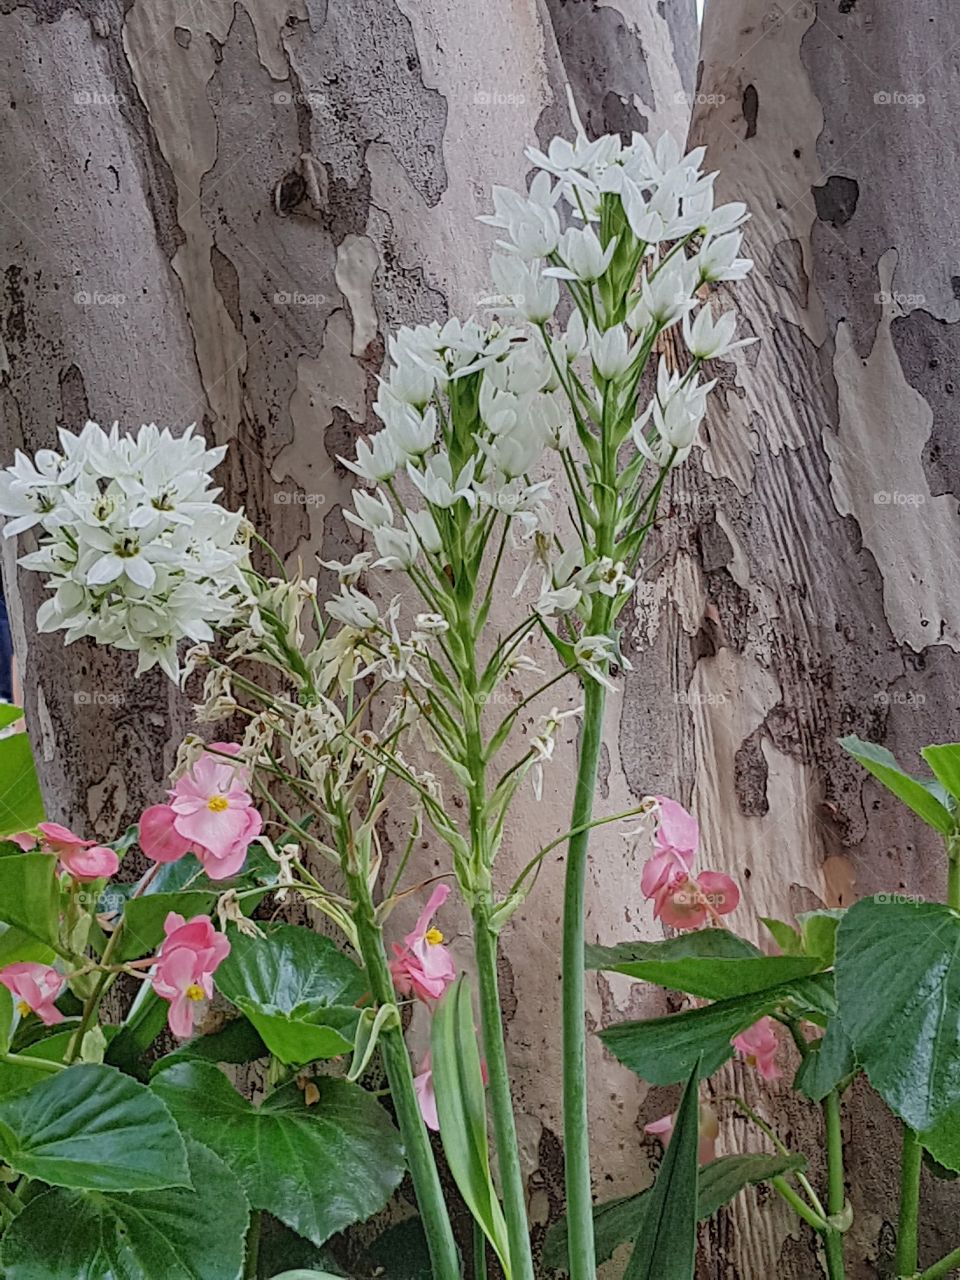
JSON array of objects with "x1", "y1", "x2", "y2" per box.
[
  {"x1": 823, "y1": 1090, "x2": 846, "y2": 1280},
  {"x1": 473, "y1": 906, "x2": 535, "y2": 1280},
  {"x1": 920, "y1": 1245, "x2": 960, "y2": 1279},
  {"x1": 347, "y1": 873, "x2": 461, "y2": 1280},
  {"x1": 895, "y1": 1126, "x2": 923, "y2": 1278},
  {"x1": 561, "y1": 674, "x2": 607, "y2": 1280}
]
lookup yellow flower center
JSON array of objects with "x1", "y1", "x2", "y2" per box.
[
  {"x1": 207, "y1": 794, "x2": 229, "y2": 812},
  {"x1": 16, "y1": 1000, "x2": 31, "y2": 1017},
  {"x1": 185, "y1": 983, "x2": 205, "y2": 1002},
  {"x1": 425, "y1": 927, "x2": 444, "y2": 946}
]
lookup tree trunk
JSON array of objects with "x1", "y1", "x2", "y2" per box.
[
  {"x1": 614, "y1": 2, "x2": 960, "y2": 1276},
  {"x1": 0, "y1": 0, "x2": 696, "y2": 1268}
]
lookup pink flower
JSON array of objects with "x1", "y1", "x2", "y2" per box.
[
  {"x1": 653, "y1": 796, "x2": 700, "y2": 858},
  {"x1": 150, "y1": 912, "x2": 231, "y2": 1038},
  {"x1": 732, "y1": 1017, "x2": 781, "y2": 1081},
  {"x1": 8, "y1": 832, "x2": 37, "y2": 851},
  {"x1": 58, "y1": 843, "x2": 119, "y2": 882},
  {"x1": 139, "y1": 744, "x2": 262, "y2": 881},
  {"x1": 414, "y1": 1054, "x2": 439, "y2": 1131},
  {"x1": 389, "y1": 884, "x2": 457, "y2": 1004},
  {"x1": 37, "y1": 821, "x2": 94, "y2": 858},
  {"x1": 0, "y1": 962, "x2": 66, "y2": 1026},
  {"x1": 648, "y1": 868, "x2": 740, "y2": 931},
  {"x1": 645, "y1": 1101, "x2": 719, "y2": 1164}
]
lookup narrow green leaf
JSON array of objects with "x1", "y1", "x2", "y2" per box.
[
  {"x1": 921, "y1": 745, "x2": 960, "y2": 805},
  {"x1": 586, "y1": 931, "x2": 821, "y2": 1000},
  {"x1": 0, "y1": 732, "x2": 44, "y2": 838},
  {"x1": 836, "y1": 897, "x2": 960, "y2": 1130},
  {"x1": 0, "y1": 1063, "x2": 189, "y2": 1191},
  {"x1": 0, "y1": 1137, "x2": 248, "y2": 1280},
  {"x1": 839, "y1": 735, "x2": 954, "y2": 834},
  {"x1": 152, "y1": 1060, "x2": 404, "y2": 1247},
  {"x1": 431, "y1": 976, "x2": 511, "y2": 1274},
  {"x1": 623, "y1": 1060, "x2": 699, "y2": 1280},
  {"x1": 696, "y1": 1153, "x2": 805, "y2": 1219},
  {"x1": 760, "y1": 917, "x2": 804, "y2": 956}
]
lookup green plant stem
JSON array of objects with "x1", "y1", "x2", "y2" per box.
[
  {"x1": 347, "y1": 872, "x2": 461, "y2": 1280},
  {"x1": 920, "y1": 1245, "x2": 960, "y2": 1279},
  {"x1": 895, "y1": 1126, "x2": 923, "y2": 1278},
  {"x1": 824, "y1": 1090, "x2": 846, "y2": 1279},
  {"x1": 561, "y1": 674, "x2": 606, "y2": 1280},
  {"x1": 948, "y1": 842, "x2": 960, "y2": 911},
  {"x1": 771, "y1": 1176, "x2": 829, "y2": 1233},
  {"x1": 474, "y1": 1219, "x2": 489, "y2": 1280},
  {"x1": 473, "y1": 907, "x2": 535, "y2": 1280},
  {"x1": 243, "y1": 1209, "x2": 261, "y2": 1279}
]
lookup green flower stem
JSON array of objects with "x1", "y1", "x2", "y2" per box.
[
  {"x1": 919, "y1": 1245, "x2": 960, "y2": 1279},
  {"x1": 473, "y1": 906, "x2": 535, "y2": 1280},
  {"x1": 895, "y1": 1126, "x2": 923, "y2": 1278},
  {"x1": 771, "y1": 1177, "x2": 829, "y2": 1233},
  {"x1": 948, "y1": 835, "x2": 960, "y2": 911},
  {"x1": 561, "y1": 673, "x2": 606, "y2": 1280},
  {"x1": 824, "y1": 1090, "x2": 846, "y2": 1280},
  {"x1": 346, "y1": 870, "x2": 461, "y2": 1280}
]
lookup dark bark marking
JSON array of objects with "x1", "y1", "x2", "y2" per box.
[
  {"x1": 812, "y1": 174, "x2": 859, "y2": 227},
  {"x1": 743, "y1": 82, "x2": 758, "y2": 138}
]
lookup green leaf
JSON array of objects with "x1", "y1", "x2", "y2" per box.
[
  {"x1": 270, "y1": 1274, "x2": 345, "y2": 1280},
  {"x1": 0, "y1": 923, "x2": 55, "y2": 968},
  {"x1": 599, "y1": 979, "x2": 829, "y2": 1085},
  {"x1": 0, "y1": 851, "x2": 59, "y2": 946},
  {"x1": 586, "y1": 931, "x2": 822, "y2": 1000},
  {"x1": 921, "y1": 745, "x2": 960, "y2": 805},
  {"x1": 106, "y1": 982, "x2": 168, "y2": 1077},
  {"x1": 697, "y1": 1153, "x2": 806, "y2": 1219},
  {"x1": 794, "y1": 1020, "x2": 857, "y2": 1102},
  {"x1": 115, "y1": 890, "x2": 218, "y2": 962},
  {"x1": 839, "y1": 735, "x2": 954, "y2": 834},
  {"x1": 215, "y1": 923, "x2": 366, "y2": 1066},
  {"x1": 760, "y1": 917, "x2": 804, "y2": 956},
  {"x1": 0, "y1": 1028, "x2": 117, "y2": 1099},
  {"x1": 920, "y1": 1101, "x2": 960, "y2": 1173},
  {"x1": 0, "y1": 731, "x2": 44, "y2": 838},
  {"x1": 0, "y1": 1062, "x2": 189, "y2": 1191},
  {"x1": 543, "y1": 1153, "x2": 806, "y2": 1272},
  {"x1": 0, "y1": 1137, "x2": 248, "y2": 1280},
  {"x1": 623, "y1": 1060, "x2": 699, "y2": 1280},
  {"x1": 798, "y1": 909, "x2": 845, "y2": 965},
  {"x1": 431, "y1": 976, "x2": 511, "y2": 1274},
  {"x1": 152, "y1": 1060, "x2": 404, "y2": 1247},
  {"x1": 836, "y1": 897, "x2": 960, "y2": 1130},
  {"x1": 0, "y1": 705, "x2": 24, "y2": 730}
]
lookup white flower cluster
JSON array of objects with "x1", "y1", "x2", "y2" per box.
[{"x1": 0, "y1": 422, "x2": 250, "y2": 681}]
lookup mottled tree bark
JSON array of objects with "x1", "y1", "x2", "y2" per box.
[
  {"x1": 0, "y1": 0, "x2": 697, "y2": 1270},
  {"x1": 608, "y1": 2, "x2": 960, "y2": 1276}
]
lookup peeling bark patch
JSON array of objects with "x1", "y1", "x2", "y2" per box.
[
  {"x1": 58, "y1": 363, "x2": 89, "y2": 424},
  {"x1": 742, "y1": 82, "x2": 758, "y2": 138},
  {"x1": 769, "y1": 238, "x2": 809, "y2": 311},
  {"x1": 892, "y1": 310, "x2": 960, "y2": 500},
  {"x1": 812, "y1": 174, "x2": 859, "y2": 227},
  {"x1": 734, "y1": 727, "x2": 769, "y2": 816}
]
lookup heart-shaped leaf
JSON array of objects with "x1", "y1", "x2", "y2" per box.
[
  {"x1": 794, "y1": 1019, "x2": 857, "y2": 1102},
  {"x1": 586, "y1": 930, "x2": 822, "y2": 1000},
  {"x1": 0, "y1": 1137, "x2": 247, "y2": 1279},
  {"x1": 836, "y1": 897, "x2": 960, "y2": 1130},
  {"x1": 115, "y1": 891, "x2": 218, "y2": 962},
  {"x1": 152, "y1": 1060, "x2": 404, "y2": 1246},
  {"x1": 215, "y1": 924, "x2": 366, "y2": 1066},
  {"x1": 0, "y1": 1062, "x2": 188, "y2": 1191}
]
